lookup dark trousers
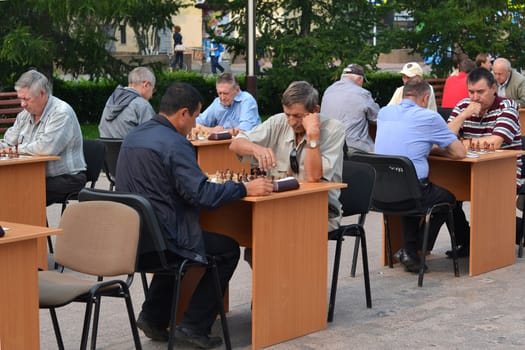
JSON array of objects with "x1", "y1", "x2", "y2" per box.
[
  {"x1": 141, "y1": 232, "x2": 240, "y2": 334},
  {"x1": 174, "y1": 52, "x2": 183, "y2": 69},
  {"x1": 210, "y1": 56, "x2": 224, "y2": 74},
  {"x1": 400, "y1": 182, "x2": 456, "y2": 253},
  {"x1": 452, "y1": 201, "x2": 471, "y2": 246},
  {"x1": 46, "y1": 172, "x2": 87, "y2": 206}
]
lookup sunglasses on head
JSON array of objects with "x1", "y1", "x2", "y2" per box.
[{"x1": 289, "y1": 148, "x2": 299, "y2": 174}]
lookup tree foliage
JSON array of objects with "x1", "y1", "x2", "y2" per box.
[
  {"x1": 205, "y1": 0, "x2": 391, "y2": 109},
  {"x1": 391, "y1": 0, "x2": 525, "y2": 76},
  {"x1": 0, "y1": 0, "x2": 184, "y2": 88}
]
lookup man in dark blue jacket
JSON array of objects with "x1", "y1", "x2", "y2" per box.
[{"x1": 116, "y1": 82, "x2": 273, "y2": 348}]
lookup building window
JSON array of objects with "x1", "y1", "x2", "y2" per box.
[{"x1": 120, "y1": 25, "x2": 126, "y2": 44}]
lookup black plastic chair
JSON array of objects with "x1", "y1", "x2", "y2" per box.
[
  {"x1": 98, "y1": 138, "x2": 123, "y2": 191},
  {"x1": 350, "y1": 152, "x2": 459, "y2": 287},
  {"x1": 78, "y1": 188, "x2": 232, "y2": 350},
  {"x1": 328, "y1": 160, "x2": 374, "y2": 322}
]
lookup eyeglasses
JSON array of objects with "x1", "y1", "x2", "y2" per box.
[{"x1": 289, "y1": 148, "x2": 299, "y2": 174}]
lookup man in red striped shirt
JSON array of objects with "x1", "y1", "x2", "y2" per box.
[{"x1": 447, "y1": 67, "x2": 522, "y2": 257}]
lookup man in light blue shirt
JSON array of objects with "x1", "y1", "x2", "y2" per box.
[
  {"x1": 196, "y1": 73, "x2": 261, "y2": 136},
  {"x1": 375, "y1": 77, "x2": 465, "y2": 273}
]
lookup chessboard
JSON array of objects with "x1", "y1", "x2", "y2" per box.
[
  {"x1": 207, "y1": 167, "x2": 272, "y2": 184},
  {"x1": 207, "y1": 167, "x2": 300, "y2": 192}
]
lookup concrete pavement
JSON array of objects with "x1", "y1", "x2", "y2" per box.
[{"x1": 42, "y1": 174, "x2": 525, "y2": 349}]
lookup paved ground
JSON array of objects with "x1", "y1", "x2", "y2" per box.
[{"x1": 42, "y1": 174, "x2": 525, "y2": 349}]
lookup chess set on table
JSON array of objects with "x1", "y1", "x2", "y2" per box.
[
  {"x1": 0, "y1": 146, "x2": 23, "y2": 159},
  {"x1": 207, "y1": 167, "x2": 300, "y2": 192}
]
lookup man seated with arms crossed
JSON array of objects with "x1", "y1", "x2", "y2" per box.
[
  {"x1": 375, "y1": 77, "x2": 466, "y2": 273},
  {"x1": 116, "y1": 82, "x2": 273, "y2": 349},
  {"x1": 447, "y1": 67, "x2": 522, "y2": 257},
  {"x1": 196, "y1": 72, "x2": 261, "y2": 136},
  {"x1": 0, "y1": 69, "x2": 86, "y2": 205},
  {"x1": 98, "y1": 66, "x2": 156, "y2": 139},
  {"x1": 230, "y1": 80, "x2": 345, "y2": 236}
]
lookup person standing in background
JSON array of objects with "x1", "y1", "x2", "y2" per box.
[
  {"x1": 172, "y1": 25, "x2": 184, "y2": 70},
  {"x1": 209, "y1": 39, "x2": 225, "y2": 74}
]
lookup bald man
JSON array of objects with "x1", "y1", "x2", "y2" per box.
[{"x1": 492, "y1": 57, "x2": 525, "y2": 107}]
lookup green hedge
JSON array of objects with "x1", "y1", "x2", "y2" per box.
[{"x1": 51, "y1": 71, "x2": 404, "y2": 125}]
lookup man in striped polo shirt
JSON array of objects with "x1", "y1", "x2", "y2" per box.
[{"x1": 447, "y1": 67, "x2": 522, "y2": 257}]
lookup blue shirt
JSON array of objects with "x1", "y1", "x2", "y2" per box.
[
  {"x1": 196, "y1": 90, "x2": 261, "y2": 131},
  {"x1": 374, "y1": 99, "x2": 458, "y2": 179}
]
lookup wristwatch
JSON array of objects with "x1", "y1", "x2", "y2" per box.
[{"x1": 307, "y1": 140, "x2": 320, "y2": 149}]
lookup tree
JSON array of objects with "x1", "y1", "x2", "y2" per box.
[
  {"x1": 204, "y1": 0, "x2": 392, "y2": 113},
  {"x1": 0, "y1": 0, "x2": 184, "y2": 88},
  {"x1": 391, "y1": 0, "x2": 525, "y2": 76}
]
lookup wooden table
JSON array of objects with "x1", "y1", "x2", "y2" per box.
[
  {"x1": 384, "y1": 151, "x2": 521, "y2": 276},
  {"x1": 191, "y1": 139, "x2": 250, "y2": 174},
  {"x1": 0, "y1": 221, "x2": 61, "y2": 349},
  {"x1": 0, "y1": 155, "x2": 59, "y2": 269},
  {"x1": 200, "y1": 182, "x2": 345, "y2": 349}
]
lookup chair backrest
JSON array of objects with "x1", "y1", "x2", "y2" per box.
[
  {"x1": 98, "y1": 138, "x2": 123, "y2": 185},
  {"x1": 437, "y1": 107, "x2": 453, "y2": 122},
  {"x1": 55, "y1": 201, "x2": 140, "y2": 276},
  {"x1": 77, "y1": 188, "x2": 171, "y2": 271},
  {"x1": 340, "y1": 160, "x2": 375, "y2": 217},
  {"x1": 83, "y1": 139, "x2": 106, "y2": 187},
  {"x1": 349, "y1": 153, "x2": 423, "y2": 213}
]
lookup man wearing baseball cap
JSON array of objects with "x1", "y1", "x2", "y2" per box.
[
  {"x1": 321, "y1": 63, "x2": 379, "y2": 154},
  {"x1": 388, "y1": 62, "x2": 437, "y2": 111}
]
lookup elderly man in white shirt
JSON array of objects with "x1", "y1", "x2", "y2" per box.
[{"x1": 1, "y1": 70, "x2": 86, "y2": 205}]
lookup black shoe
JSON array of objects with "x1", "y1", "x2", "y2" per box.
[
  {"x1": 136, "y1": 312, "x2": 169, "y2": 341},
  {"x1": 394, "y1": 248, "x2": 427, "y2": 273},
  {"x1": 446, "y1": 245, "x2": 469, "y2": 258},
  {"x1": 174, "y1": 326, "x2": 223, "y2": 349}
]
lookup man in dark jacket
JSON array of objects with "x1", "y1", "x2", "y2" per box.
[
  {"x1": 98, "y1": 67, "x2": 156, "y2": 138},
  {"x1": 116, "y1": 82, "x2": 273, "y2": 348}
]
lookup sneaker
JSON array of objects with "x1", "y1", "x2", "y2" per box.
[
  {"x1": 136, "y1": 312, "x2": 169, "y2": 341},
  {"x1": 174, "y1": 326, "x2": 223, "y2": 349}
]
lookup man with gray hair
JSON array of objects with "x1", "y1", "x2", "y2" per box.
[
  {"x1": 1, "y1": 69, "x2": 86, "y2": 205},
  {"x1": 492, "y1": 57, "x2": 525, "y2": 107},
  {"x1": 98, "y1": 66, "x2": 156, "y2": 138},
  {"x1": 230, "y1": 80, "x2": 345, "y2": 233},
  {"x1": 321, "y1": 63, "x2": 379, "y2": 154}
]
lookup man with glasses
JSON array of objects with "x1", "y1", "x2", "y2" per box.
[
  {"x1": 0, "y1": 69, "x2": 86, "y2": 205},
  {"x1": 98, "y1": 66, "x2": 156, "y2": 139},
  {"x1": 196, "y1": 72, "x2": 261, "y2": 136},
  {"x1": 230, "y1": 80, "x2": 345, "y2": 233}
]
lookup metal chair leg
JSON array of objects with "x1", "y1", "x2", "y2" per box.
[
  {"x1": 168, "y1": 260, "x2": 188, "y2": 350},
  {"x1": 359, "y1": 229, "x2": 372, "y2": 308},
  {"x1": 210, "y1": 256, "x2": 232, "y2": 350},
  {"x1": 384, "y1": 215, "x2": 394, "y2": 268},
  {"x1": 418, "y1": 212, "x2": 432, "y2": 287},
  {"x1": 49, "y1": 308, "x2": 65, "y2": 350},
  {"x1": 328, "y1": 232, "x2": 343, "y2": 322},
  {"x1": 445, "y1": 209, "x2": 459, "y2": 277},
  {"x1": 350, "y1": 236, "x2": 360, "y2": 277}
]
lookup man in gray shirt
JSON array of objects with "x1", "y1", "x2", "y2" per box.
[
  {"x1": 1, "y1": 70, "x2": 86, "y2": 205},
  {"x1": 98, "y1": 66, "x2": 156, "y2": 138},
  {"x1": 321, "y1": 63, "x2": 379, "y2": 154}
]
